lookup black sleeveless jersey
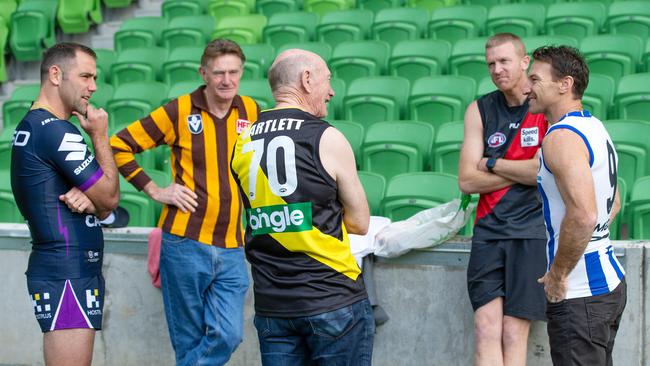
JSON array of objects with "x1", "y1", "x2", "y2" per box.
[
  {"x1": 11, "y1": 108, "x2": 104, "y2": 280},
  {"x1": 230, "y1": 108, "x2": 367, "y2": 317},
  {"x1": 473, "y1": 91, "x2": 547, "y2": 240}
]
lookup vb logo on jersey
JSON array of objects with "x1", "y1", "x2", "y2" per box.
[
  {"x1": 247, "y1": 202, "x2": 313, "y2": 235},
  {"x1": 187, "y1": 114, "x2": 203, "y2": 134},
  {"x1": 487, "y1": 132, "x2": 507, "y2": 147}
]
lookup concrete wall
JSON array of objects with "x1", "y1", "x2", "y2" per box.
[{"x1": 0, "y1": 224, "x2": 646, "y2": 366}]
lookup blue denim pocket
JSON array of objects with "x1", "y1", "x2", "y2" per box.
[
  {"x1": 162, "y1": 232, "x2": 187, "y2": 245},
  {"x1": 254, "y1": 315, "x2": 272, "y2": 338},
  {"x1": 309, "y1": 305, "x2": 356, "y2": 339}
]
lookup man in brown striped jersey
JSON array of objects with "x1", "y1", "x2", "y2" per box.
[{"x1": 110, "y1": 39, "x2": 259, "y2": 366}]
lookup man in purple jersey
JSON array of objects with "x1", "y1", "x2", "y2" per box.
[{"x1": 11, "y1": 43, "x2": 119, "y2": 366}]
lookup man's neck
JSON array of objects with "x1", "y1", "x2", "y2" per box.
[
  {"x1": 549, "y1": 99, "x2": 584, "y2": 125},
  {"x1": 204, "y1": 89, "x2": 232, "y2": 119},
  {"x1": 34, "y1": 92, "x2": 68, "y2": 120},
  {"x1": 274, "y1": 91, "x2": 312, "y2": 115},
  {"x1": 500, "y1": 79, "x2": 528, "y2": 107}
]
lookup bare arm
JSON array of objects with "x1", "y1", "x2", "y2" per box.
[
  {"x1": 143, "y1": 181, "x2": 198, "y2": 214},
  {"x1": 458, "y1": 101, "x2": 514, "y2": 194},
  {"x1": 319, "y1": 127, "x2": 370, "y2": 235},
  {"x1": 73, "y1": 106, "x2": 119, "y2": 218},
  {"x1": 477, "y1": 151, "x2": 541, "y2": 186},
  {"x1": 538, "y1": 130, "x2": 598, "y2": 302}
]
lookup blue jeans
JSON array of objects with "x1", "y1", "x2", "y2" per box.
[
  {"x1": 254, "y1": 299, "x2": 375, "y2": 366},
  {"x1": 160, "y1": 232, "x2": 249, "y2": 366}
]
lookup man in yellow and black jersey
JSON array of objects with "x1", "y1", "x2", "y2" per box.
[
  {"x1": 231, "y1": 49, "x2": 373, "y2": 365},
  {"x1": 110, "y1": 39, "x2": 258, "y2": 366}
]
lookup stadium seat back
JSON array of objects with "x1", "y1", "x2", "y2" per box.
[
  {"x1": 94, "y1": 48, "x2": 116, "y2": 84},
  {"x1": 207, "y1": 0, "x2": 250, "y2": 19},
  {"x1": 358, "y1": 170, "x2": 386, "y2": 216},
  {"x1": 106, "y1": 81, "x2": 169, "y2": 131},
  {"x1": 165, "y1": 81, "x2": 202, "y2": 104},
  {"x1": 113, "y1": 16, "x2": 165, "y2": 52},
  {"x1": 162, "y1": 46, "x2": 204, "y2": 85},
  {"x1": 389, "y1": 39, "x2": 451, "y2": 84},
  {"x1": 432, "y1": 120, "x2": 463, "y2": 175},
  {"x1": 359, "y1": 0, "x2": 403, "y2": 12},
  {"x1": 263, "y1": 11, "x2": 319, "y2": 49},
  {"x1": 256, "y1": 0, "x2": 299, "y2": 17},
  {"x1": 522, "y1": 35, "x2": 579, "y2": 55},
  {"x1": 330, "y1": 40, "x2": 390, "y2": 86},
  {"x1": 629, "y1": 176, "x2": 650, "y2": 239},
  {"x1": 329, "y1": 119, "x2": 364, "y2": 162},
  {"x1": 580, "y1": 35, "x2": 643, "y2": 84},
  {"x1": 607, "y1": 1, "x2": 650, "y2": 39},
  {"x1": 241, "y1": 43, "x2": 275, "y2": 79},
  {"x1": 381, "y1": 172, "x2": 459, "y2": 221},
  {"x1": 162, "y1": 0, "x2": 204, "y2": 21},
  {"x1": 605, "y1": 119, "x2": 650, "y2": 196},
  {"x1": 111, "y1": 47, "x2": 168, "y2": 87},
  {"x1": 476, "y1": 76, "x2": 496, "y2": 98},
  {"x1": 372, "y1": 7, "x2": 428, "y2": 48},
  {"x1": 582, "y1": 73, "x2": 616, "y2": 121},
  {"x1": 326, "y1": 78, "x2": 346, "y2": 119},
  {"x1": 449, "y1": 37, "x2": 489, "y2": 84},
  {"x1": 2, "y1": 84, "x2": 40, "y2": 131},
  {"x1": 239, "y1": 79, "x2": 274, "y2": 109},
  {"x1": 614, "y1": 73, "x2": 650, "y2": 122},
  {"x1": 90, "y1": 82, "x2": 114, "y2": 109},
  {"x1": 213, "y1": 14, "x2": 267, "y2": 44},
  {"x1": 343, "y1": 76, "x2": 410, "y2": 128},
  {"x1": 486, "y1": 3, "x2": 546, "y2": 38},
  {"x1": 545, "y1": 2, "x2": 606, "y2": 39},
  {"x1": 408, "y1": 75, "x2": 476, "y2": 130},
  {"x1": 9, "y1": 0, "x2": 57, "y2": 61},
  {"x1": 303, "y1": 0, "x2": 350, "y2": 16},
  {"x1": 316, "y1": 9, "x2": 374, "y2": 48},
  {"x1": 57, "y1": 0, "x2": 102, "y2": 34},
  {"x1": 427, "y1": 5, "x2": 487, "y2": 44},
  {"x1": 161, "y1": 15, "x2": 215, "y2": 49}
]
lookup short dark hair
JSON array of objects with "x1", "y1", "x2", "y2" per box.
[
  {"x1": 40, "y1": 42, "x2": 96, "y2": 83},
  {"x1": 532, "y1": 45, "x2": 589, "y2": 99},
  {"x1": 200, "y1": 39, "x2": 246, "y2": 68}
]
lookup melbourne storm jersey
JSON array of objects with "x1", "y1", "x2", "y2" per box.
[
  {"x1": 230, "y1": 108, "x2": 367, "y2": 317},
  {"x1": 537, "y1": 111, "x2": 624, "y2": 299},
  {"x1": 474, "y1": 90, "x2": 548, "y2": 240},
  {"x1": 11, "y1": 108, "x2": 104, "y2": 280}
]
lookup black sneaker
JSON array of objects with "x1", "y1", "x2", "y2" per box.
[{"x1": 100, "y1": 206, "x2": 130, "y2": 228}]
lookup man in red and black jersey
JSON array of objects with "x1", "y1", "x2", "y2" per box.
[{"x1": 459, "y1": 33, "x2": 548, "y2": 366}]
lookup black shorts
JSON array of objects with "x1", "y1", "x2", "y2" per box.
[
  {"x1": 27, "y1": 274, "x2": 105, "y2": 333},
  {"x1": 467, "y1": 238, "x2": 547, "y2": 321},
  {"x1": 547, "y1": 280, "x2": 627, "y2": 366}
]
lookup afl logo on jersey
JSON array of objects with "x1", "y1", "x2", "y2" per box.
[
  {"x1": 187, "y1": 114, "x2": 203, "y2": 134},
  {"x1": 488, "y1": 132, "x2": 507, "y2": 147}
]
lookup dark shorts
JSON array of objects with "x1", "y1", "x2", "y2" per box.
[
  {"x1": 27, "y1": 274, "x2": 105, "y2": 333},
  {"x1": 467, "y1": 238, "x2": 547, "y2": 321},
  {"x1": 547, "y1": 280, "x2": 627, "y2": 366}
]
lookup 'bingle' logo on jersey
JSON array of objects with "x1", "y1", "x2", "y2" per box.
[
  {"x1": 487, "y1": 132, "x2": 507, "y2": 148},
  {"x1": 58, "y1": 133, "x2": 87, "y2": 161},
  {"x1": 187, "y1": 114, "x2": 203, "y2": 134}
]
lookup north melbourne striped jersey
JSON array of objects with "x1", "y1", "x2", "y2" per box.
[{"x1": 537, "y1": 111, "x2": 625, "y2": 299}]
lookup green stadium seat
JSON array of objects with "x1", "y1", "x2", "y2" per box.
[
  {"x1": 57, "y1": 0, "x2": 102, "y2": 34},
  {"x1": 326, "y1": 78, "x2": 346, "y2": 119},
  {"x1": 207, "y1": 0, "x2": 251, "y2": 19},
  {"x1": 614, "y1": 73, "x2": 650, "y2": 122},
  {"x1": 609, "y1": 176, "x2": 626, "y2": 240},
  {"x1": 162, "y1": 46, "x2": 203, "y2": 85},
  {"x1": 389, "y1": 39, "x2": 451, "y2": 84},
  {"x1": 316, "y1": 9, "x2": 374, "y2": 48},
  {"x1": 256, "y1": 0, "x2": 299, "y2": 17},
  {"x1": 359, "y1": 0, "x2": 404, "y2": 12},
  {"x1": 162, "y1": 0, "x2": 206, "y2": 21},
  {"x1": 9, "y1": 0, "x2": 57, "y2": 61},
  {"x1": 372, "y1": 7, "x2": 428, "y2": 48},
  {"x1": 580, "y1": 35, "x2": 643, "y2": 84},
  {"x1": 343, "y1": 76, "x2": 410, "y2": 128},
  {"x1": 432, "y1": 120, "x2": 463, "y2": 175},
  {"x1": 277, "y1": 42, "x2": 332, "y2": 63},
  {"x1": 303, "y1": 0, "x2": 350, "y2": 16},
  {"x1": 408, "y1": 75, "x2": 476, "y2": 131},
  {"x1": 464, "y1": 0, "x2": 507, "y2": 8},
  {"x1": 90, "y1": 82, "x2": 114, "y2": 109},
  {"x1": 381, "y1": 171, "x2": 459, "y2": 221},
  {"x1": 106, "y1": 81, "x2": 170, "y2": 131},
  {"x1": 517, "y1": 0, "x2": 555, "y2": 5},
  {"x1": 605, "y1": 119, "x2": 650, "y2": 197},
  {"x1": 476, "y1": 76, "x2": 496, "y2": 98},
  {"x1": 161, "y1": 15, "x2": 215, "y2": 49},
  {"x1": 2, "y1": 84, "x2": 40, "y2": 131},
  {"x1": 361, "y1": 120, "x2": 435, "y2": 181},
  {"x1": 111, "y1": 46, "x2": 167, "y2": 87},
  {"x1": 103, "y1": 0, "x2": 132, "y2": 8},
  {"x1": 0, "y1": 169, "x2": 23, "y2": 223},
  {"x1": 449, "y1": 37, "x2": 489, "y2": 84},
  {"x1": 545, "y1": 2, "x2": 606, "y2": 39},
  {"x1": 607, "y1": 1, "x2": 650, "y2": 39},
  {"x1": 427, "y1": 5, "x2": 487, "y2": 44},
  {"x1": 582, "y1": 73, "x2": 615, "y2": 121},
  {"x1": 0, "y1": 0, "x2": 17, "y2": 27},
  {"x1": 263, "y1": 11, "x2": 319, "y2": 49},
  {"x1": 628, "y1": 175, "x2": 650, "y2": 239},
  {"x1": 358, "y1": 170, "x2": 386, "y2": 216},
  {"x1": 522, "y1": 35, "x2": 579, "y2": 54},
  {"x1": 113, "y1": 16, "x2": 165, "y2": 53},
  {"x1": 330, "y1": 40, "x2": 390, "y2": 86},
  {"x1": 408, "y1": 0, "x2": 458, "y2": 11},
  {"x1": 241, "y1": 43, "x2": 275, "y2": 79},
  {"x1": 164, "y1": 81, "x2": 202, "y2": 104},
  {"x1": 0, "y1": 24, "x2": 8, "y2": 82},
  {"x1": 644, "y1": 39, "x2": 650, "y2": 73},
  {"x1": 486, "y1": 3, "x2": 546, "y2": 38},
  {"x1": 329, "y1": 119, "x2": 364, "y2": 162},
  {"x1": 239, "y1": 79, "x2": 274, "y2": 109},
  {"x1": 213, "y1": 14, "x2": 267, "y2": 44},
  {"x1": 94, "y1": 48, "x2": 116, "y2": 85}
]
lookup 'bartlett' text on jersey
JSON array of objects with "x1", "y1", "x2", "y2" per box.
[
  {"x1": 230, "y1": 108, "x2": 367, "y2": 317},
  {"x1": 474, "y1": 90, "x2": 548, "y2": 240},
  {"x1": 11, "y1": 108, "x2": 104, "y2": 280}
]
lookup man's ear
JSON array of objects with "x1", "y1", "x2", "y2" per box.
[
  {"x1": 560, "y1": 75, "x2": 574, "y2": 95},
  {"x1": 49, "y1": 65, "x2": 63, "y2": 86},
  {"x1": 301, "y1": 69, "x2": 312, "y2": 93}
]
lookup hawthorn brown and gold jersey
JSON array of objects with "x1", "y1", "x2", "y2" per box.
[
  {"x1": 110, "y1": 86, "x2": 259, "y2": 247},
  {"x1": 230, "y1": 107, "x2": 367, "y2": 317}
]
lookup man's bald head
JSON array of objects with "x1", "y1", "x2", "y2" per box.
[{"x1": 268, "y1": 49, "x2": 325, "y2": 92}]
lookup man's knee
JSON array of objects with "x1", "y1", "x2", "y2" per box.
[
  {"x1": 474, "y1": 301, "x2": 503, "y2": 342},
  {"x1": 502, "y1": 317, "x2": 531, "y2": 347}
]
